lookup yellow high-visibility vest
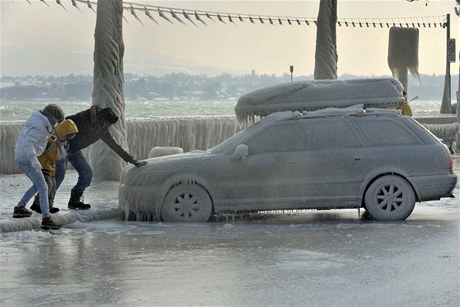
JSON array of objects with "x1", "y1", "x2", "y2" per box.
[{"x1": 388, "y1": 102, "x2": 412, "y2": 116}]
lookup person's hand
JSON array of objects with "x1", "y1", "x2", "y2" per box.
[
  {"x1": 31, "y1": 159, "x2": 42, "y2": 172},
  {"x1": 132, "y1": 160, "x2": 147, "y2": 167}
]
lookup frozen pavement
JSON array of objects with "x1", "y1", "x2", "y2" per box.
[
  {"x1": 0, "y1": 159, "x2": 459, "y2": 306},
  {"x1": 0, "y1": 170, "x2": 122, "y2": 232}
]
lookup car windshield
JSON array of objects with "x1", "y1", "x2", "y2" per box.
[{"x1": 209, "y1": 121, "x2": 265, "y2": 154}]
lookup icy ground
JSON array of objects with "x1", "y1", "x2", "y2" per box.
[{"x1": 0, "y1": 158, "x2": 459, "y2": 306}]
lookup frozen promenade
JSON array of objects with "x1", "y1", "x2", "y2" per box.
[
  {"x1": 0, "y1": 171, "x2": 122, "y2": 232},
  {"x1": 0, "y1": 159, "x2": 459, "y2": 306}
]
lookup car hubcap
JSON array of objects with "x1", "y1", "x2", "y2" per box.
[
  {"x1": 376, "y1": 184, "x2": 404, "y2": 212},
  {"x1": 173, "y1": 192, "x2": 199, "y2": 217}
]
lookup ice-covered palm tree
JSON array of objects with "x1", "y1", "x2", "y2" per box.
[
  {"x1": 387, "y1": 27, "x2": 420, "y2": 99},
  {"x1": 89, "y1": 0, "x2": 128, "y2": 180}
]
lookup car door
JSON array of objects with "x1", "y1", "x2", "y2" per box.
[
  {"x1": 219, "y1": 119, "x2": 309, "y2": 210},
  {"x1": 302, "y1": 117, "x2": 365, "y2": 208}
]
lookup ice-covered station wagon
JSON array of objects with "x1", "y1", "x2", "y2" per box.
[{"x1": 119, "y1": 104, "x2": 456, "y2": 222}]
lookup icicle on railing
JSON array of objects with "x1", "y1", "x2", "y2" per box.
[{"x1": 29, "y1": 0, "x2": 447, "y2": 29}]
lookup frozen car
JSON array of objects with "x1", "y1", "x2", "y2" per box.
[{"x1": 119, "y1": 106, "x2": 457, "y2": 222}]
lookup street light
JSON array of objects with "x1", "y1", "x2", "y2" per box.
[{"x1": 290, "y1": 65, "x2": 294, "y2": 82}]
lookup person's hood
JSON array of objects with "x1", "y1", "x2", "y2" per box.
[
  {"x1": 55, "y1": 119, "x2": 79, "y2": 140},
  {"x1": 25, "y1": 111, "x2": 53, "y2": 133}
]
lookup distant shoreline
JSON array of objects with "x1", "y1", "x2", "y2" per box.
[{"x1": 0, "y1": 98, "x2": 450, "y2": 121}]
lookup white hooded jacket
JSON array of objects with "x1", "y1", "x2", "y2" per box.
[{"x1": 15, "y1": 111, "x2": 53, "y2": 164}]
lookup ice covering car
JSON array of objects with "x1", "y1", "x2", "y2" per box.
[
  {"x1": 234, "y1": 78, "x2": 407, "y2": 122},
  {"x1": 119, "y1": 105, "x2": 456, "y2": 222}
]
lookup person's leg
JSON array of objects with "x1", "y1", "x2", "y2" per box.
[
  {"x1": 47, "y1": 175, "x2": 58, "y2": 213},
  {"x1": 15, "y1": 160, "x2": 50, "y2": 218},
  {"x1": 16, "y1": 160, "x2": 40, "y2": 206},
  {"x1": 15, "y1": 160, "x2": 62, "y2": 228},
  {"x1": 13, "y1": 179, "x2": 36, "y2": 218},
  {"x1": 39, "y1": 174, "x2": 62, "y2": 229},
  {"x1": 31, "y1": 171, "x2": 52, "y2": 213},
  {"x1": 31, "y1": 192, "x2": 41, "y2": 213},
  {"x1": 55, "y1": 157, "x2": 67, "y2": 190},
  {"x1": 18, "y1": 184, "x2": 38, "y2": 207},
  {"x1": 67, "y1": 151, "x2": 93, "y2": 209}
]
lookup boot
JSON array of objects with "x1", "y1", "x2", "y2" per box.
[
  {"x1": 13, "y1": 206, "x2": 32, "y2": 218},
  {"x1": 68, "y1": 195, "x2": 91, "y2": 210},
  {"x1": 30, "y1": 201, "x2": 42, "y2": 214},
  {"x1": 31, "y1": 201, "x2": 60, "y2": 214},
  {"x1": 41, "y1": 217, "x2": 62, "y2": 230}
]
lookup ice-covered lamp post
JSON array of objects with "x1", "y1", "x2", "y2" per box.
[
  {"x1": 440, "y1": 14, "x2": 453, "y2": 114},
  {"x1": 456, "y1": 50, "x2": 460, "y2": 154}
]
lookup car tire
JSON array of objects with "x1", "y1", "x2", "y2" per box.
[
  {"x1": 364, "y1": 175, "x2": 415, "y2": 221},
  {"x1": 161, "y1": 184, "x2": 213, "y2": 222}
]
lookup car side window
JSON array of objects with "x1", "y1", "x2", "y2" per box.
[
  {"x1": 310, "y1": 118, "x2": 361, "y2": 150},
  {"x1": 354, "y1": 118, "x2": 421, "y2": 146},
  {"x1": 246, "y1": 121, "x2": 307, "y2": 154}
]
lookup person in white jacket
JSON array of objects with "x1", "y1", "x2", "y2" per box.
[{"x1": 13, "y1": 104, "x2": 65, "y2": 230}]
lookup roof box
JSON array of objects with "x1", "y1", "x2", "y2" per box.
[{"x1": 235, "y1": 78, "x2": 406, "y2": 122}]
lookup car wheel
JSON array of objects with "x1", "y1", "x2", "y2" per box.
[
  {"x1": 161, "y1": 184, "x2": 213, "y2": 222},
  {"x1": 364, "y1": 175, "x2": 415, "y2": 221}
]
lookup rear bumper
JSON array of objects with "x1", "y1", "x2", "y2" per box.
[{"x1": 410, "y1": 174, "x2": 457, "y2": 201}]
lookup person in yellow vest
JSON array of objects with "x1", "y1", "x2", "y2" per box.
[
  {"x1": 30, "y1": 119, "x2": 79, "y2": 214},
  {"x1": 394, "y1": 101, "x2": 413, "y2": 116},
  {"x1": 388, "y1": 91, "x2": 413, "y2": 116}
]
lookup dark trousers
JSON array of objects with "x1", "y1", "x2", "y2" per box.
[
  {"x1": 33, "y1": 172, "x2": 56, "y2": 209},
  {"x1": 56, "y1": 151, "x2": 93, "y2": 200}
]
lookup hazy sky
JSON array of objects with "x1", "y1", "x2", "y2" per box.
[{"x1": 1, "y1": 0, "x2": 458, "y2": 77}]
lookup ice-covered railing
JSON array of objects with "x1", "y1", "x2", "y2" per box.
[
  {"x1": 1, "y1": 113, "x2": 458, "y2": 175},
  {"x1": 0, "y1": 116, "x2": 244, "y2": 175},
  {"x1": 125, "y1": 116, "x2": 243, "y2": 154},
  {"x1": 0, "y1": 122, "x2": 23, "y2": 174},
  {"x1": 235, "y1": 78, "x2": 406, "y2": 123},
  {"x1": 423, "y1": 122, "x2": 460, "y2": 152}
]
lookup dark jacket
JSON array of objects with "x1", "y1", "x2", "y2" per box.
[{"x1": 66, "y1": 107, "x2": 135, "y2": 163}]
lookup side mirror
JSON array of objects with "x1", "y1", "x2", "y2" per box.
[{"x1": 232, "y1": 144, "x2": 248, "y2": 161}]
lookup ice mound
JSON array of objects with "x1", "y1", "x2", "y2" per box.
[
  {"x1": 0, "y1": 208, "x2": 122, "y2": 233},
  {"x1": 148, "y1": 146, "x2": 184, "y2": 158}
]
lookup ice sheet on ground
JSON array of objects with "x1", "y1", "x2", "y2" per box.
[
  {"x1": 1, "y1": 204, "x2": 459, "y2": 306},
  {"x1": 0, "y1": 170, "x2": 121, "y2": 232}
]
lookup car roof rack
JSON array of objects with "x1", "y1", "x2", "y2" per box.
[
  {"x1": 264, "y1": 105, "x2": 400, "y2": 122},
  {"x1": 302, "y1": 105, "x2": 400, "y2": 118}
]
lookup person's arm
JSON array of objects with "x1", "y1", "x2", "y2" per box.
[
  {"x1": 100, "y1": 131, "x2": 146, "y2": 167},
  {"x1": 21, "y1": 126, "x2": 48, "y2": 170}
]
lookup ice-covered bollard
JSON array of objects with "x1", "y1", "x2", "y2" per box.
[
  {"x1": 455, "y1": 133, "x2": 460, "y2": 154},
  {"x1": 148, "y1": 146, "x2": 184, "y2": 158},
  {"x1": 456, "y1": 103, "x2": 460, "y2": 154}
]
